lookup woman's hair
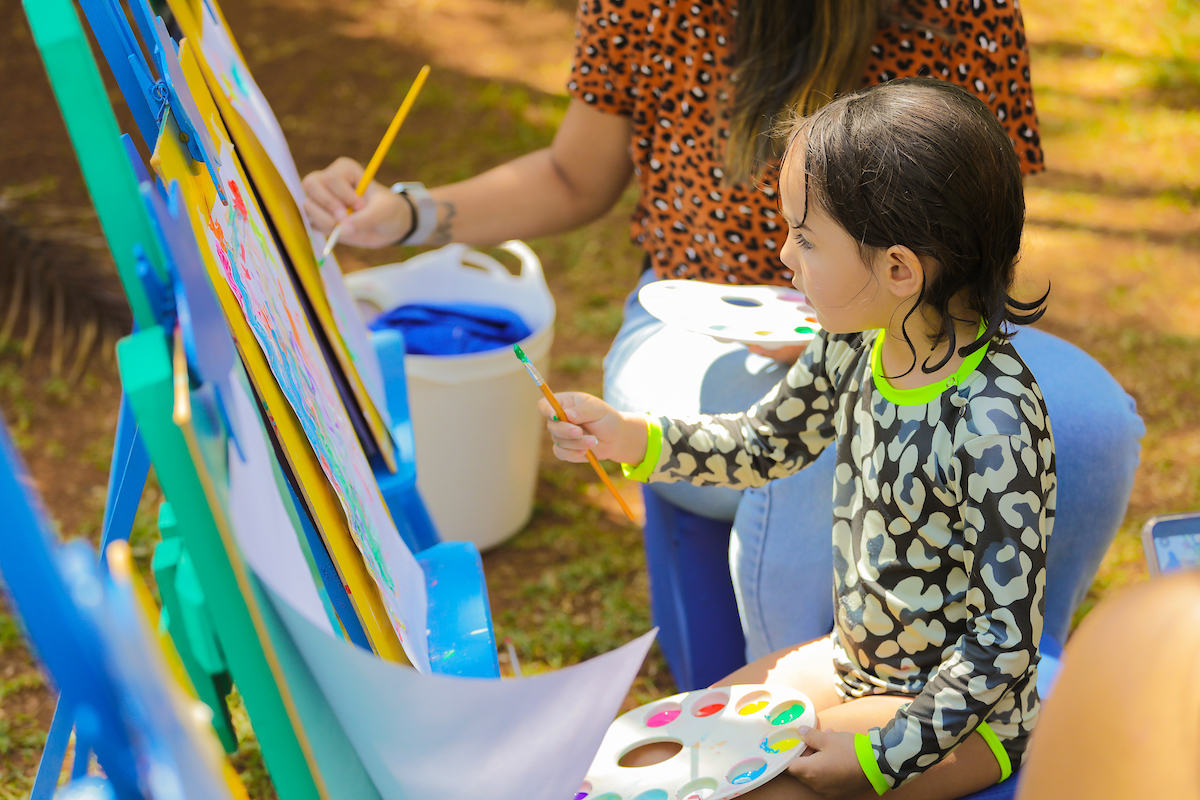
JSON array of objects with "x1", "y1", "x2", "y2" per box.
[
  {"x1": 779, "y1": 78, "x2": 1047, "y2": 372},
  {"x1": 726, "y1": 0, "x2": 917, "y2": 184}
]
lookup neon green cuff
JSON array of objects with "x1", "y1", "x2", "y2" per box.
[
  {"x1": 976, "y1": 722, "x2": 1013, "y2": 783},
  {"x1": 871, "y1": 320, "x2": 989, "y2": 405},
  {"x1": 854, "y1": 733, "x2": 890, "y2": 795},
  {"x1": 621, "y1": 417, "x2": 663, "y2": 483}
]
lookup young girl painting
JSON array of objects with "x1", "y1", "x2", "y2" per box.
[{"x1": 541, "y1": 78, "x2": 1054, "y2": 799}]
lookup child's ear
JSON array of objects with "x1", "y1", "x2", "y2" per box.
[{"x1": 880, "y1": 244, "x2": 928, "y2": 299}]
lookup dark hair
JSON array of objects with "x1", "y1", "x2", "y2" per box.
[
  {"x1": 725, "y1": 1, "x2": 943, "y2": 185},
  {"x1": 779, "y1": 77, "x2": 1047, "y2": 373},
  {"x1": 724, "y1": 0, "x2": 880, "y2": 184}
]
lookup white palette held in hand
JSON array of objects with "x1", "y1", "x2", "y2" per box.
[
  {"x1": 579, "y1": 684, "x2": 817, "y2": 800},
  {"x1": 639, "y1": 280, "x2": 822, "y2": 348}
]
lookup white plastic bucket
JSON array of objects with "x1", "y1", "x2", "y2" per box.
[{"x1": 343, "y1": 241, "x2": 555, "y2": 550}]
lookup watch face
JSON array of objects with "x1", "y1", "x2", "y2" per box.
[{"x1": 389, "y1": 183, "x2": 437, "y2": 246}]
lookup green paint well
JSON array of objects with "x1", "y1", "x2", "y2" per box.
[{"x1": 769, "y1": 702, "x2": 805, "y2": 725}]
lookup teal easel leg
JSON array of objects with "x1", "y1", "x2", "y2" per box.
[{"x1": 31, "y1": 391, "x2": 150, "y2": 799}]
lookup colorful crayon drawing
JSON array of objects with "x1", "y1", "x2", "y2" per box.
[{"x1": 197, "y1": 138, "x2": 429, "y2": 670}]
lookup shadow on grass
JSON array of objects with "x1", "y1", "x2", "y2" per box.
[{"x1": 1030, "y1": 169, "x2": 1200, "y2": 207}]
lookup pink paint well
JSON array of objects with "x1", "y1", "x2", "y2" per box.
[{"x1": 646, "y1": 709, "x2": 681, "y2": 727}]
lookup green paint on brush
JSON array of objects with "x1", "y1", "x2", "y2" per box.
[
  {"x1": 513, "y1": 344, "x2": 542, "y2": 384},
  {"x1": 513, "y1": 345, "x2": 554, "y2": 416}
]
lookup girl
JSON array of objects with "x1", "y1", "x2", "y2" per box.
[
  {"x1": 541, "y1": 78, "x2": 1054, "y2": 799},
  {"x1": 304, "y1": 0, "x2": 1139, "y2": 692}
]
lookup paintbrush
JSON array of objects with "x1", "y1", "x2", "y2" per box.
[
  {"x1": 503, "y1": 637, "x2": 522, "y2": 678},
  {"x1": 317, "y1": 64, "x2": 431, "y2": 266},
  {"x1": 514, "y1": 344, "x2": 637, "y2": 523}
]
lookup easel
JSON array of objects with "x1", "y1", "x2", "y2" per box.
[
  {"x1": 14, "y1": 0, "x2": 660, "y2": 797},
  {"x1": 0, "y1": 407, "x2": 240, "y2": 800},
  {"x1": 24, "y1": 395, "x2": 152, "y2": 798},
  {"x1": 20, "y1": 0, "x2": 498, "y2": 796}
]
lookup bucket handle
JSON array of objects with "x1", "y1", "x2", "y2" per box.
[{"x1": 457, "y1": 240, "x2": 546, "y2": 289}]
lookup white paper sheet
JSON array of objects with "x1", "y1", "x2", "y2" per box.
[
  {"x1": 198, "y1": 0, "x2": 307, "y2": 214},
  {"x1": 267, "y1": 584, "x2": 655, "y2": 800},
  {"x1": 227, "y1": 373, "x2": 333, "y2": 636}
]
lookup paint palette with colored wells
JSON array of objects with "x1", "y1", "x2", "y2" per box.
[
  {"x1": 638, "y1": 280, "x2": 822, "y2": 348},
  {"x1": 578, "y1": 684, "x2": 817, "y2": 800}
]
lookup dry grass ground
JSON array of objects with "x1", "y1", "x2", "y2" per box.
[{"x1": 0, "y1": 0, "x2": 1197, "y2": 795}]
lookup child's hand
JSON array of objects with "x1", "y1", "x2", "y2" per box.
[
  {"x1": 745, "y1": 342, "x2": 808, "y2": 364},
  {"x1": 301, "y1": 157, "x2": 415, "y2": 248},
  {"x1": 539, "y1": 392, "x2": 648, "y2": 466},
  {"x1": 787, "y1": 726, "x2": 873, "y2": 799}
]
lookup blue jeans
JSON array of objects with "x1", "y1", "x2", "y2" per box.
[{"x1": 605, "y1": 272, "x2": 1144, "y2": 661}]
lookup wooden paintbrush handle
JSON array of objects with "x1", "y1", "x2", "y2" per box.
[{"x1": 539, "y1": 384, "x2": 637, "y2": 523}]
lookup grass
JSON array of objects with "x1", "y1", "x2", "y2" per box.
[
  {"x1": 0, "y1": 619, "x2": 46, "y2": 798},
  {"x1": 0, "y1": 0, "x2": 1198, "y2": 795},
  {"x1": 227, "y1": 693, "x2": 276, "y2": 800},
  {"x1": 0, "y1": 615, "x2": 21, "y2": 654}
]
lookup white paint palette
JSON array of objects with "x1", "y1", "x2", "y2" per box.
[
  {"x1": 578, "y1": 684, "x2": 817, "y2": 800},
  {"x1": 638, "y1": 281, "x2": 822, "y2": 348}
]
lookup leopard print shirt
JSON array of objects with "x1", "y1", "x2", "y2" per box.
[
  {"x1": 568, "y1": 0, "x2": 1044, "y2": 284},
  {"x1": 645, "y1": 330, "x2": 1055, "y2": 787}
]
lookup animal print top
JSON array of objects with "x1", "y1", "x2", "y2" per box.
[
  {"x1": 638, "y1": 330, "x2": 1055, "y2": 788},
  {"x1": 567, "y1": 0, "x2": 1044, "y2": 284}
]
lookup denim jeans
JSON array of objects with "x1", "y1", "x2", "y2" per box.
[{"x1": 605, "y1": 272, "x2": 1144, "y2": 661}]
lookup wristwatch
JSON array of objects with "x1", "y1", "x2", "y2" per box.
[{"x1": 390, "y1": 181, "x2": 437, "y2": 246}]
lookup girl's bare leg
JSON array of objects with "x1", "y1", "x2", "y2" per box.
[
  {"x1": 623, "y1": 637, "x2": 1002, "y2": 798},
  {"x1": 719, "y1": 635, "x2": 844, "y2": 710},
  {"x1": 726, "y1": 638, "x2": 1002, "y2": 799}
]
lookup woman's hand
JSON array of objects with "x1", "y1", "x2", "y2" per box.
[
  {"x1": 301, "y1": 157, "x2": 415, "y2": 248},
  {"x1": 539, "y1": 392, "x2": 648, "y2": 466},
  {"x1": 787, "y1": 726, "x2": 873, "y2": 799}
]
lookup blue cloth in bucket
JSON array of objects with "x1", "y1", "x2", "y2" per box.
[{"x1": 369, "y1": 302, "x2": 533, "y2": 356}]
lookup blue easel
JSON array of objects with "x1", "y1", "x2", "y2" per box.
[
  {"x1": 0, "y1": 409, "x2": 236, "y2": 800},
  {"x1": 29, "y1": 392, "x2": 150, "y2": 800},
  {"x1": 19, "y1": 0, "x2": 498, "y2": 794}
]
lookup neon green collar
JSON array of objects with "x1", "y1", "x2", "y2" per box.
[{"x1": 871, "y1": 324, "x2": 989, "y2": 405}]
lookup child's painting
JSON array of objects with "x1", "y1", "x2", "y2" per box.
[
  {"x1": 195, "y1": 0, "x2": 306, "y2": 212},
  {"x1": 183, "y1": 133, "x2": 429, "y2": 670},
  {"x1": 186, "y1": 0, "x2": 392, "y2": 434}
]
